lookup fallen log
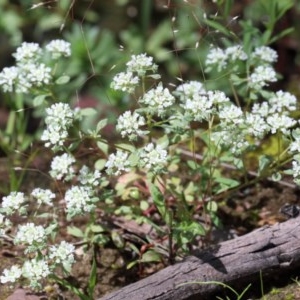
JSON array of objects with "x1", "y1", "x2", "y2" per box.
[{"x1": 100, "y1": 215, "x2": 300, "y2": 300}]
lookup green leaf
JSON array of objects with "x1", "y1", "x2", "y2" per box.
[
  {"x1": 206, "y1": 201, "x2": 218, "y2": 212},
  {"x1": 96, "y1": 142, "x2": 108, "y2": 155},
  {"x1": 187, "y1": 160, "x2": 200, "y2": 171},
  {"x1": 214, "y1": 177, "x2": 240, "y2": 188},
  {"x1": 80, "y1": 107, "x2": 97, "y2": 117},
  {"x1": 126, "y1": 260, "x2": 138, "y2": 269},
  {"x1": 95, "y1": 158, "x2": 107, "y2": 170},
  {"x1": 111, "y1": 231, "x2": 125, "y2": 248},
  {"x1": 55, "y1": 75, "x2": 70, "y2": 85},
  {"x1": 140, "y1": 200, "x2": 149, "y2": 210},
  {"x1": 87, "y1": 256, "x2": 97, "y2": 298},
  {"x1": 96, "y1": 119, "x2": 108, "y2": 132},
  {"x1": 115, "y1": 143, "x2": 136, "y2": 152},
  {"x1": 140, "y1": 250, "x2": 161, "y2": 263},
  {"x1": 67, "y1": 226, "x2": 84, "y2": 238},
  {"x1": 269, "y1": 27, "x2": 294, "y2": 44},
  {"x1": 271, "y1": 172, "x2": 282, "y2": 182},
  {"x1": 258, "y1": 155, "x2": 273, "y2": 175},
  {"x1": 203, "y1": 18, "x2": 233, "y2": 37},
  {"x1": 149, "y1": 183, "x2": 170, "y2": 224},
  {"x1": 33, "y1": 94, "x2": 48, "y2": 106},
  {"x1": 53, "y1": 276, "x2": 90, "y2": 300},
  {"x1": 90, "y1": 224, "x2": 105, "y2": 233},
  {"x1": 156, "y1": 134, "x2": 169, "y2": 148}
]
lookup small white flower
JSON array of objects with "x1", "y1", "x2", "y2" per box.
[
  {"x1": 42, "y1": 102, "x2": 75, "y2": 149},
  {"x1": 290, "y1": 139, "x2": 300, "y2": 153},
  {"x1": 140, "y1": 83, "x2": 175, "y2": 116},
  {"x1": 0, "y1": 213, "x2": 11, "y2": 235},
  {"x1": 64, "y1": 186, "x2": 97, "y2": 216},
  {"x1": 292, "y1": 159, "x2": 300, "y2": 178},
  {"x1": 49, "y1": 241, "x2": 75, "y2": 271},
  {"x1": 21, "y1": 63, "x2": 52, "y2": 86},
  {"x1": 0, "y1": 265, "x2": 22, "y2": 284},
  {"x1": 212, "y1": 124, "x2": 249, "y2": 155},
  {"x1": 13, "y1": 42, "x2": 42, "y2": 63},
  {"x1": 249, "y1": 66, "x2": 277, "y2": 90},
  {"x1": 31, "y1": 188, "x2": 55, "y2": 206},
  {"x1": 45, "y1": 103, "x2": 75, "y2": 128},
  {"x1": 252, "y1": 46, "x2": 278, "y2": 63},
  {"x1": 0, "y1": 66, "x2": 19, "y2": 92},
  {"x1": 206, "y1": 47, "x2": 227, "y2": 71},
  {"x1": 268, "y1": 90, "x2": 297, "y2": 113},
  {"x1": 207, "y1": 90, "x2": 230, "y2": 105},
  {"x1": 41, "y1": 124, "x2": 68, "y2": 148},
  {"x1": 105, "y1": 150, "x2": 131, "y2": 176},
  {"x1": 1, "y1": 192, "x2": 27, "y2": 215},
  {"x1": 78, "y1": 165, "x2": 101, "y2": 186},
  {"x1": 49, "y1": 153, "x2": 76, "y2": 181},
  {"x1": 174, "y1": 81, "x2": 206, "y2": 101},
  {"x1": 251, "y1": 102, "x2": 270, "y2": 117},
  {"x1": 266, "y1": 113, "x2": 297, "y2": 135},
  {"x1": 225, "y1": 45, "x2": 248, "y2": 61},
  {"x1": 116, "y1": 111, "x2": 146, "y2": 140},
  {"x1": 22, "y1": 258, "x2": 50, "y2": 288},
  {"x1": 45, "y1": 39, "x2": 71, "y2": 59},
  {"x1": 126, "y1": 53, "x2": 158, "y2": 76},
  {"x1": 245, "y1": 113, "x2": 270, "y2": 138},
  {"x1": 111, "y1": 71, "x2": 139, "y2": 93},
  {"x1": 139, "y1": 143, "x2": 168, "y2": 173},
  {"x1": 218, "y1": 104, "x2": 243, "y2": 124},
  {"x1": 15, "y1": 223, "x2": 47, "y2": 246},
  {"x1": 181, "y1": 93, "x2": 214, "y2": 121}
]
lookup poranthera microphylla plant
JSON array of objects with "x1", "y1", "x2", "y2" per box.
[{"x1": 0, "y1": 7, "x2": 299, "y2": 297}]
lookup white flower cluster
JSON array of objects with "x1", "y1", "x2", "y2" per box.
[
  {"x1": 14, "y1": 223, "x2": 48, "y2": 255},
  {"x1": 251, "y1": 46, "x2": 278, "y2": 63},
  {"x1": 31, "y1": 188, "x2": 55, "y2": 206},
  {"x1": 174, "y1": 80, "x2": 206, "y2": 101},
  {"x1": 0, "y1": 213, "x2": 12, "y2": 236},
  {"x1": 64, "y1": 185, "x2": 97, "y2": 217},
  {"x1": 116, "y1": 110, "x2": 147, "y2": 140},
  {"x1": 211, "y1": 124, "x2": 250, "y2": 155},
  {"x1": 126, "y1": 53, "x2": 158, "y2": 76},
  {"x1": 22, "y1": 258, "x2": 50, "y2": 289},
  {"x1": 291, "y1": 154, "x2": 300, "y2": 185},
  {"x1": 105, "y1": 143, "x2": 168, "y2": 175},
  {"x1": 0, "y1": 40, "x2": 70, "y2": 93},
  {"x1": 218, "y1": 104, "x2": 243, "y2": 125},
  {"x1": 111, "y1": 53, "x2": 158, "y2": 94},
  {"x1": 13, "y1": 42, "x2": 42, "y2": 63},
  {"x1": 175, "y1": 81, "x2": 230, "y2": 122},
  {"x1": 0, "y1": 265, "x2": 22, "y2": 284},
  {"x1": 45, "y1": 39, "x2": 71, "y2": 59},
  {"x1": 49, "y1": 153, "x2": 76, "y2": 181},
  {"x1": 49, "y1": 241, "x2": 75, "y2": 271},
  {"x1": 111, "y1": 71, "x2": 139, "y2": 93},
  {"x1": 105, "y1": 150, "x2": 131, "y2": 176},
  {"x1": 41, "y1": 103, "x2": 77, "y2": 149},
  {"x1": 248, "y1": 66, "x2": 277, "y2": 90},
  {"x1": 139, "y1": 83, "x2": 175, "y2": 117},
  {"x1": 268, "y1": 90, "x2": 297, "y2": 113},
  {"x1": 78, "y1": 165, "x2": 101, "y2": 187},
  {"x1": 266, "y1": 113, "x2": 297, "y2": 135},
  {"x1": 245, "y1": 113, "x2": 269, "y2": 138},
  {"x1": 0, "y1": 239, "x2": 74, "y2": 289},
  {"x1": 139, "y1": 143, "x2": 168, "y2": 173},
  {"x1": 206, "y1": 45, "x2": 247, "y2": 71},
  {"x1": 1, "y1": 192, "x2": 27, "y2": 215}
]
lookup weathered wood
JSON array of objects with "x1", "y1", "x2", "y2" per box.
[{"x1": 99, "y1": 216, "x2": 300, "y2": 300}]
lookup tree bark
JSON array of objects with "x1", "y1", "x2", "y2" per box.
[{"x1": 99, "y1": 216, "x2": 300, "y2": 300}]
